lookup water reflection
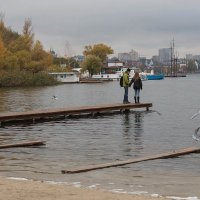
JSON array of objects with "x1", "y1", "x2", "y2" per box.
[
  {"x1": 121, "y1": 112, "x2": 144, "y2": 157},
  {"x1": 133, "y1": 112, "x2": 143, "y2": 148}
]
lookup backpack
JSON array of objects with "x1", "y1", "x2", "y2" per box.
[{"x1": 120, "y1": 76, "x2": 123, "y2": 87}]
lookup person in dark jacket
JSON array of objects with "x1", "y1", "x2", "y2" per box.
[{"x1": 129, "y1": 72, "x2": 142, "y2": 103}]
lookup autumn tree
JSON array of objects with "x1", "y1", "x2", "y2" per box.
[
  {"x1": 22, "y1": 18, "x2": 34, "y2": 51},
  {"x1": 0, "y1": 36, "x2": 6, "y2": 59},
  {"x1": 2, "y1": 52, "x2": 19, "y2": 71},
  {"x1": 0, "y1": 17, "x2": 19, "y2": 47},
  {"x1": 6, "y1": 18, "x2": 34, "y2": 71},
  {"x1": 81, "y1": 55, "x2": 102, "y2": 77},
  {"x1": 8, "y1": 19, "x2": 32, "y2": 51},
  {"x1": 31, "y1": 40, "x2": 45, "y2": 61},
  {"x1": 0, "y1": 16, "x2": 58, "y2": 86},
  {"x1": 0, "y1": 36, "x2": 6, "y2": 69},
  {"x1": 83, "y1": 43, "x2": 113, "y2": 63}
]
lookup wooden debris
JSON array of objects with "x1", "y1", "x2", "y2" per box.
[
  {"x1": 0, "y1": 140, "x2": 46, "y2": 149},
  {"x1": 61, "y1": 146, "x2": 200, "y2": 174}
]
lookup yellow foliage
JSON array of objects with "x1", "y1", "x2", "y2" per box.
[
  {"x1": 0, "y1": 36, "x2": 6, "y2": 59},
  {"x1": 83, "y1": 43, "x2": 113, "y2": 62}
]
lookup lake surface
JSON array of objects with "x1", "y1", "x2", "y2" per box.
[{"x1": 0, "y1": 74, "x2": 200, "y2": 199}]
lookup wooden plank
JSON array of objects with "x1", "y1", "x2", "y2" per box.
[
  {"x1": 61, "y1": 146, "x2": 200, "y2": 174},
  {"x1": 0, "y1": 140, "x2": 46, "y2": 149},
  {"x1": 0, "y1": 103, "x2": 152, "y2": 123}
]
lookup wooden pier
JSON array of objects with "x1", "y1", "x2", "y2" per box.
[{"x1": 0, "y1": 102, "x2": 152, "y2": 125}]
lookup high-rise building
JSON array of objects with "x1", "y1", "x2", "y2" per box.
[
  {"x1": 159, "y1": 48, "x2": 171, "y2": 64},
  {"x1": 118, "y1": 49, "x2": 139, "y2": 62},
  {"x1": 129, "y1": 49, "x2": 139, "y2": 61}
]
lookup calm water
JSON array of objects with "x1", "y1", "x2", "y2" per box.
[{"x1": 0, "y1": 74, "x2": 200, "y2": 199}]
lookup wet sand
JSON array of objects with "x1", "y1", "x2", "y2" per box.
[{"x1": 0, "y1": 177, "x2": 166, "y2": 200}]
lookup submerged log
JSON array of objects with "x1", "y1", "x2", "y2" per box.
[
  {"x1": 0, "y1": 140, "x2": 46, "y2": 149},
  {"x1": 61, "y1": 146, "x2": 200, "y2": 174}
]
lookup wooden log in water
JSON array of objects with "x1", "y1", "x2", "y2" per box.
[
  {"x1": 61, "y1": 146, "x2": 200, "y2": 174},
  {"x1": 0, "y1": 140, "x2": 46, "y2": 149}
]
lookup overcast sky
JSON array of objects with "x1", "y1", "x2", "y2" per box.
[{"x1": 1, "y1": 0, "x2": 200, "y2": 58}]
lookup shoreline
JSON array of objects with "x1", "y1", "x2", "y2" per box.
[{"x1": 0, "y1": 176, "x2": 166, "y2": 200}]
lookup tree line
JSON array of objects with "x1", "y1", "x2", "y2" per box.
[
  {"x1": 0, "y1": 17, "x2": 60, "y2": 86},
  {"x1": 0, "y1": 16, "x2": 114, "y2": 86}
]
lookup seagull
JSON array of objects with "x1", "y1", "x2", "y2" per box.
[
  {"x1": 52, "y1": 95, "x2": 58, "y2": 100},
  {"x1": 191, "y1": 110, "x2": 200, "y2": 119},
  {"x1": 192, "y1": 127, "x2": 200, "y2": 141}
]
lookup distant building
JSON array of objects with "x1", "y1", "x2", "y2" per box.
[
  {"x1": 193, "y1": 55, "x2": 200, "y2": 62},
  {"x1": 118, "y1": 49, "x2": 139, "y2": 62},
  {"x1": 107, "y1": 62, "x2": 123, "y2": 68},
  {"x1": 145, "y1": 59, "x2": 154, "y2": 68},
  {"x1": 186, "y1": 54, "x2": 193, "y2": 60},
  {"x1": 129, "y1": 49, "x2": 139, "y2": 61},
  {"x1": 118, "y1": 53, "x2": 131, "y2": 62},
  {"x1": 152, "y1": 55, "x2": 159, "y2": 63},
  {"x1": 108, "y1": 56, "x2": 119, "y2": 62},
  {"x1": 73, "y1": 55, "x2": 84, "y2": 62},
  {"x1": 139, "y1": 57, "x2": 146, "y2": 66},
  {"x1": 159, "y1": 48, "x2": 171, "y2": 65},
  {"x1": 50, "y1": 49, "x2": 57, "y2": 57},
  {"x1": 102, "y1": 61, "x2": 124, "y2": 74}
]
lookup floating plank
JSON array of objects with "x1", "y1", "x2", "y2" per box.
[
  {"x1": 61, "y1": 146, "x2": 200, "y2": 174},
  {"x1": 0, "y1": 103, "x2": 152, "y2": 124},
  {"x1": 0, "y1": 140, "x2": 46, "y2": 149}
]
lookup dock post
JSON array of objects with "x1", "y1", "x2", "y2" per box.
[
  {"x1": 146, "y1": 106, "x2": 149, "y2": 111},
  {"x1": 124, "y1": 109, "x2": 130, "y2": 113}
]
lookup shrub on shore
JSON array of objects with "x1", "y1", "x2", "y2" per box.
[{"x1": 0, "y1": 71, "x2": 59, "y2": 87}]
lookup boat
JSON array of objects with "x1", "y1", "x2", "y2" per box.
[
  {"x1": 141, "y1": 70, "x2": 164, "y2": 80},
  {"x1": 146, "y1": 74, "x2": 164, "y2": 80},
  {"x1": 92, "y1": 68, "x2": 148, "y2": 81},
  {"x1": 48, "y1": 72, "x2": 79, "y2": 83},
  {"x1": 92, "y1": 73, "x2": 120, "y2": 81}
]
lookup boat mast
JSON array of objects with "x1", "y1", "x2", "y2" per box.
[
  {"x1": 170, "y1": 38, "x2": 178, "y2": 77},
  {"x1": 170, "y1": 40, "x2": 174, "y2": 76}
]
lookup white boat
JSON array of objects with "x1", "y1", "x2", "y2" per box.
[
  {"x1": 92, "y1": 68, "x2": 135, "y2": 81},
  {"x1": 116, "y1": 68, "x2": 148, "y2": 81},
  {"x1": 92, "y1": 73, "x2": 120, "y2": 80},
  {"x1": 48, "y1": 72, "x2": 79, "y2": 83},
  {"x1": 92, "y1": 68, "x2": 148, "y2": 81}
]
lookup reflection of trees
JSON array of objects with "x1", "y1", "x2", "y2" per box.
[
  {"x1": 0, "y1": 88, "x2": 8, "y2": 111},
  {"x1": 121, "y1": 112, "x2": 144, "y2": 157}
]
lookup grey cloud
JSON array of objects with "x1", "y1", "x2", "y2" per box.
[{"x1": 1, "y1": 0, "x2": 200, "y2": 57}]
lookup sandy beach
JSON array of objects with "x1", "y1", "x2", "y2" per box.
[{"x1": 0, "y1": 177, "x2": 166, "y2": 200}]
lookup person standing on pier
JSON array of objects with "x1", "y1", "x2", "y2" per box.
[
  {"x1": 129, "y1": 72, "x2": 142, "y2": 103},
  {"x1": 123, "y1": 68, "x2": 131, "y2": 104}
]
